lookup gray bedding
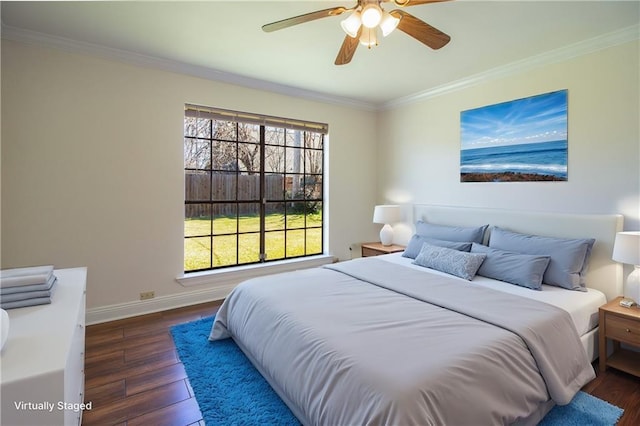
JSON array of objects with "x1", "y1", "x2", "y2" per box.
[{"x1": 210, "y1": 257, "x2": 595, "y2": 425}]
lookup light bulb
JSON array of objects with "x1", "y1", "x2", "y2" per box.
[
  {"x1": 340, "y1": 11, "x2": 362, "y2": 38},
  {"x1": 380, "y1": 11, "x2": 400, "y2": 37},
  {"x1": 361, "y1": 4, "x2": 382, "y2": 29}
]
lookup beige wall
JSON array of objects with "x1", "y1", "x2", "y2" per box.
[
  {"x1": 1, "y1": 40, "x2": 379, "y2": 310},
  {"x1": 378, "y1": 40, "x2": 640, "y2": 239}
]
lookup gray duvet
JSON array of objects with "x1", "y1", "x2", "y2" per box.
[{"x1": 210, "y1": 257, "x2": 595, "y2": 425}]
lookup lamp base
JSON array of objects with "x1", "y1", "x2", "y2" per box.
[
  {"x1": 379, "y1": 224, "x2": 394, "y2": 246},
  {"x1": 623, "y1": 266, "x2": 640, "y2": 304}
]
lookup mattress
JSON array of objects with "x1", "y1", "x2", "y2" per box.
[{"x1": 380, "y1": 252, "x2": 606, "y2": 337}]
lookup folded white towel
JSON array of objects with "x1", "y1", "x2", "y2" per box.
[
  {"x1": 0, "y1": 265, "x2": 54, "y2": 288},
  {"x1": 1, "y1": 297, "x2": 51, "y2": 310}
]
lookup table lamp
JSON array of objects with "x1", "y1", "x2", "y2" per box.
[
  {"x1": 373, "y1": 205, "x2": 401, "y2": 246},
  {"x1": 612, "y1": 231, "x2": 640, "y2": 304}
]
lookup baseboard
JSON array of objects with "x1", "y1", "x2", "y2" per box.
[{"x1": 85, "y1": 284, "x2": 232, "y2": 325}]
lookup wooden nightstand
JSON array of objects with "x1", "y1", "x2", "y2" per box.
[
  {"x1": 361, "y1": 242, "x2": 405, "y2": 257},
  {"x1": 599, "y1": 296, "x2": 640, "y2": 377}
]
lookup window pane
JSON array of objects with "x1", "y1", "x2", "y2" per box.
[
  {"x1": 265, "y1": 174, "x2": 284, "y2": 200},
  {"x1": 304, "y1": 175, "x2": 322, "y2": 200},
  {"x1": 265, "y1": 231, "x2": 285, "y2": 261},
  {"x1": 265, "y1": 126, "x2": 285, "y2": 146},
  {"x1": 184, "y1": 117, "x2": 197, "y2": 137},
  {"x1": 237, "y1": 143, "x2": 260, "y2": 173},
  {"x1": 211, "y1": 172, "x2": 236, "y2": 201},
  {"x1": 238, "y1": 123, "x2": 260, "y2": 143},
  {"x1": 185, "y1": 172, "x2": 211, "y2": 202},
  {"x1": 305, "y1": 132, "x2": 323, "y2": 150},
  {"x1": 212, "y1": 206, "x2": 237, "y2": 235},
  {"x1": 305, "y1": 148, "x2": 322, "y2": 175},
  {"x1": 184, "y1": 139, "x2": 210, "y2": 170},
  {"x1": 265, "y1": 145, "x2": 285, "y2": 173},
  {"x1": 238, "y1": 205, "x2": 260, "y2": 233},
  {"x1": 308, "y1": 205, "x2": 322, "y2": 226},
  {"x1": 238, "y1": 233, "x2": 260, "y2": 264},
  {"x1": 212, "y1": 120, "x2": 236, "y2": 141},
  {"x1": 286, "y1": 211, "x2": 305, "y2": 229},
  {"x1": 213, "y1": 235, "x2": 237, "y2": 267},
  {"x1": 285, "y1": 129, "x2": 301, "y2": 147},
  {"x1": 306, "y1": 228, "x2": 322, "y2": 255},
  {"x1": 286, "y1": 147, "x2": 303, "y2": 173},
  {"x1": 286, "y1": 229, "x2": 305, "y2": 257},
  {"x1": 237, "y1": 172, "x2": 260, "y2": 201},
  {"x1": 211, "y1": 141, "x2": 237, "y2": 171},
  {"x1": 185, "y1": 204, "x2": 211, "y2": 237},
  {"x1": 196, "y1": 118, "x2": 211, "y2": 138},
  {"x1": 184, "y1": 237, "x2": 211, "y2": 271},
  {"x1": 265, "y1": 203, "x2": 284, "y2": 231}
]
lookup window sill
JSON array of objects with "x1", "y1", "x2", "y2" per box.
[{"x1": 176, "y1": 254, "x2": 336, "y2": 288}]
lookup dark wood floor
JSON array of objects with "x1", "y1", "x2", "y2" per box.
[{"x1": 83, "y1": 301, "x2": 640, "y2": 425}]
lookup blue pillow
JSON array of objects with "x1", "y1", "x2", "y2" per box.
[
  {"x1": 471, "y1": 243, "x2": 551, "y2": 290},
  {"x1": 403, "y1": 235, "x2": 472, "y2": 259},
  {"x1": 488, "y1": 227, "x2": 595, "y2": 291},
  {"x1": 415, "y1": 221, "x2": 488, "y2": 244},
  {"x1": 413, "y1": 243, "x2": 486, "y2": 281}
]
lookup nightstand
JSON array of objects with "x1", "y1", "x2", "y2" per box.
[
  {"x1": 361, "y1": 242, "x2": 405, "y2": 257},
  {"x1": 599, "y1": 296, "x2": 640, "y2": 377}
]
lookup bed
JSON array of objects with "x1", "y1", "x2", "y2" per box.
[{"x1": 209, "y1": 205, "x2": 624, "y2": 425}]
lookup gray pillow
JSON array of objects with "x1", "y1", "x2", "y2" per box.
[
  {"x1": 415, "y1": 221, "x2": 488, "y2": 244},
  {"x1": 471, "y1": 243, "x2": 551, "y2": 290},
  {"x1": 413, "y1": 243, "x2": 486, "y2": 281},
  {"x1": 488, "y1": 227, "x2": 595, "y2": 291},
  {"x1": 403, "y1": 235, "x2": 472, "y2": 259}
]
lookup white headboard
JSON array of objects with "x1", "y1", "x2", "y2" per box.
[{"x1": 413, "y1": 204, "x2": 624, "y2": 301}]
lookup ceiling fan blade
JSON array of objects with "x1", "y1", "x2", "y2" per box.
[
  {"x1": 390, "y1": 9, "x2": 450, "y2": 49},
  {"x1": 335, "y1": 27, "x2": 362, "y2": 65},
  {"x1": 392, "y1": 0, "x2": 451, "y2": 7},
  {"x1": 262, "y1": 6, "x2": 351, "y2": 33}
]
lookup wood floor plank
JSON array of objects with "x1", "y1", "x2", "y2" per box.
[
  {"x1": 126, "y1": 362, "x2": 188, "y2": 397},
  {"x1": 126, "y1": 397, "x2": 203, "y2": 426},
  {"x1": 82, "y1": 379, "x2": 190, "y2": 425},
  {"x1": 83, "y1": 379, "x2": 126, "y2": 407}
]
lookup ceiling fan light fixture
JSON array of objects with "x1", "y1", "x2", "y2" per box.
[
  {"x1": 359, "y1": 27, "x2": 378, "y2": 48},
  {"x1": 340, "y1": 10, "x2": 362, "y2": 38},
  {"x1": 379, "y1": 11, "x2": 400, "y2": 37},
  {"x1": 361, "y1": 4, "x2": 382, "y2": 28}
]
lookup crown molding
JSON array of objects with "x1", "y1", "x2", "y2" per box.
[
  {"x1": 381, "y1": 24, "x2": 640, "y2": 110},
  {"x1": 2, "y1": 22, "x2": 638, "y2": 112},
  {"x1": 0, "y1": 23, "x2": 377, "y2": 112}
]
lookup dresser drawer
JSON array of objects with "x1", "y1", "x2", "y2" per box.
[
  {"x1": 362, "y1": 247, "x2": 382, "y2": 257},
  {"x1": 606, "y1": 314, "x2": 640, "y2": 346}
]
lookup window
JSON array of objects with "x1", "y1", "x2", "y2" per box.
[{"x1": 184, "y1": 105, "x2": 327, "y2": 272}]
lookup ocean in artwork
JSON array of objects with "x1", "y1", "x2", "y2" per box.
[{"x1": 460, "y1": 140, "x2": 568, "y2": 180}]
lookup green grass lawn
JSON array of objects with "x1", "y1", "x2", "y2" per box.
[{"x1": 184, "y1": 212, "x2": 322, "y2": 271}]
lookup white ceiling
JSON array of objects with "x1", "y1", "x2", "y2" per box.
[{"x1": 2, "y1": 1, "x2": 639, "y2": 108}]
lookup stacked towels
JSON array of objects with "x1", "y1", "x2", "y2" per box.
[{"x1": 0, "y1": 265, "x2": 57, "y2": 310}]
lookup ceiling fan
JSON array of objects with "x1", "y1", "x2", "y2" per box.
[{"x1": 262, "y1": 0, "x2": 452, "y2": 65}]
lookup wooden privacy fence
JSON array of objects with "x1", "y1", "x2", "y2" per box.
[{"x1": 185, "y1": 173, "x2": 287, "y2": 217}]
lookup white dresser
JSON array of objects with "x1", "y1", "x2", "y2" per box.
[{"x1": 1, "y1": 267, "x2": 87, "y2": 426}]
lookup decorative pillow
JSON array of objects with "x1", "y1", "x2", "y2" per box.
[
  {"x1": 488, "y1": 227, "x2": 595, "y2": 291},
  {"x1": 415, "y1": 221, "x2": 488, "y2": 244},
  {"x1": 413, "y1": 243, "x2": 486, "y2": 281},
  {"x1": 470, "y1": 243, "x2": 551, "y2": 290},
  {"x1": 402, "y1": 235, "x2": 472, "y2": 259}
]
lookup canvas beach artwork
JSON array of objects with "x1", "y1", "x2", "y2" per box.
[{"x1": 460, "y1": 90, "x2": 568, "y2": 182}]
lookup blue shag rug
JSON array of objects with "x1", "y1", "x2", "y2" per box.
[{"x1": 171, "y1": 316, "x2": 624, "y2": 426}]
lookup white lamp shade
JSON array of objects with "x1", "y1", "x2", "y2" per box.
[
  {"x1": 612, "y1": 231, "x2": 640, "y2": 266},
  {"x1": 380, "y1": 11, "x2": 400, "y2": 37},
  {"x1": 361, "y1": 4, "x2": 382, "y2": 28},
  {"x1": 340, "y1": 11, "x2": 362, "y2": 38},
  {"x1": 359, "y1": 27, "x2": 378, "y2": 47},
  {"x1": 373, "y1": 205, "x2": 401, "y2": 224}
]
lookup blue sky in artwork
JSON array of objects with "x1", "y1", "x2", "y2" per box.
[{"x1": 461, "y1": 90, "x2": 567, "y2": 150}]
